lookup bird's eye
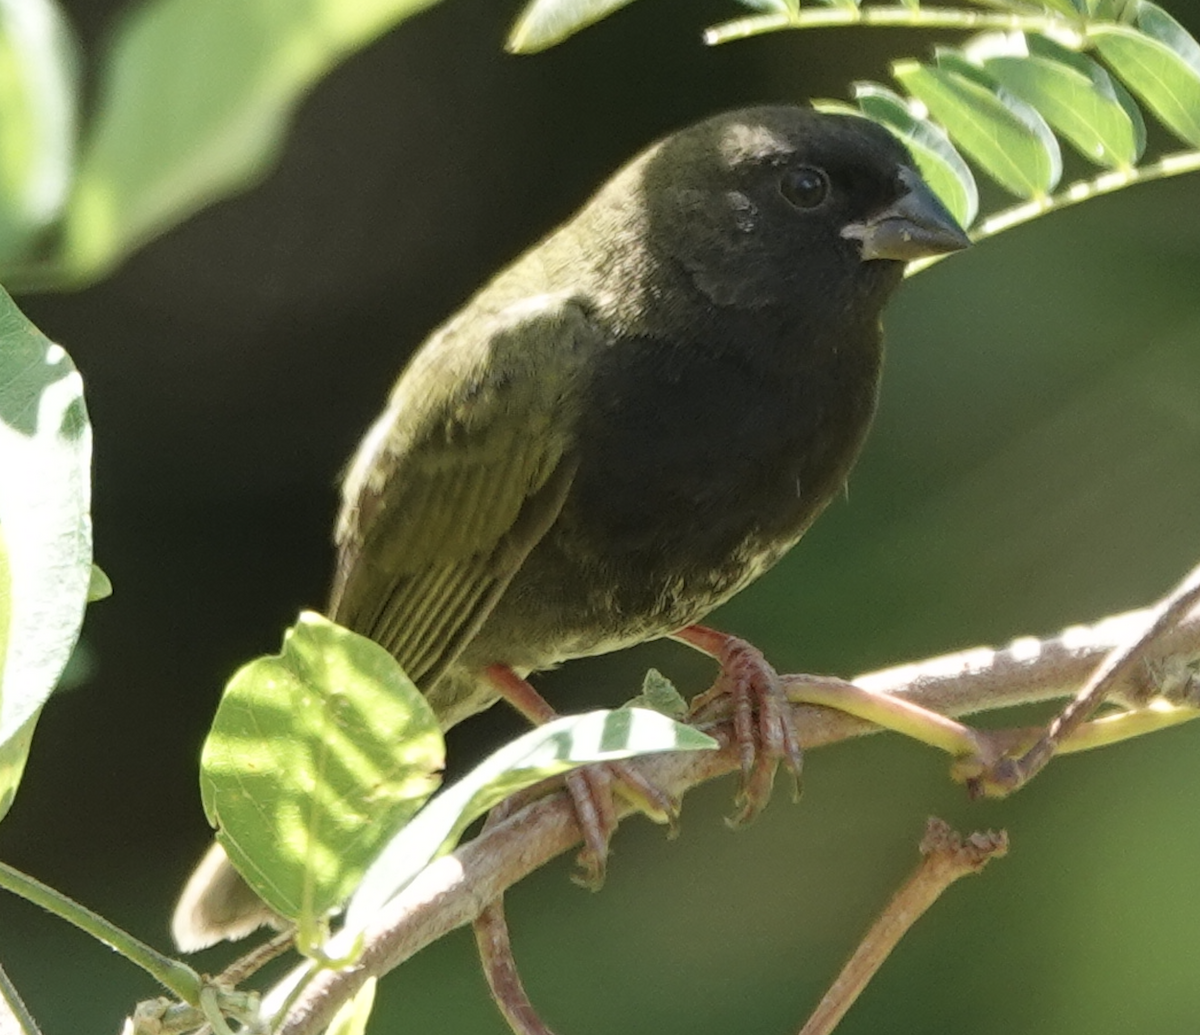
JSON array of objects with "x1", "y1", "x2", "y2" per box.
[{"x1": 780, "y1": 166, "x2": 830, "y2": 209}]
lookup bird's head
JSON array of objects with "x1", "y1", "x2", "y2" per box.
[{"x1": 624, "y1": 106, "x2": 970, "y2": 315}]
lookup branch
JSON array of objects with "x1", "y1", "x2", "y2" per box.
[{"x1": 271, "y1": 598, "x2": 1200, "y2": 1035}]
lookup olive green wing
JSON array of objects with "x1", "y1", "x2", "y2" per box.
[{"x1": 328, "y1": 292, "x2": 598, "y2": 690}]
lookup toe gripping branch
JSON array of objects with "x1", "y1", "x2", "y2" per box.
[{"x1": 472, "y1": 561, "x2": 1200, "y2": 1035}]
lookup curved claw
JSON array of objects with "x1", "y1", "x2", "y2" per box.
[{"x1": 680, "y1": 627, "x2": 802, "y2": 825}]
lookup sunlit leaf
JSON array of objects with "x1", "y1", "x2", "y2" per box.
[
  {"x1": 1136, "y1": 0, "x2": 1200, "y2": 69},
  {"x1": 1092, "y1": 1, "x2": 1200, "y2": 145},
  {"x1": 326, "y1": 978, "x2": 376, "y2": 1035},
  {"x1": 62, "y1": 0, "x2": 446, "y2": 281},
  {"x1": 894, "y1": 56, "x2": 1062, "y2": 197},
  {"x1": 736, "y1": 0, "x2": 798, "y2": 11},
  {"x1": 0, "y1": 0, "x2": 78, "y2": 264},
  {"x1": 0, "y1": 289, "x2": 91, "y2": 823},
  {"x1": 342, "y1": 708, "x2": 715, "y2": 934},
  {"x1": 507, "y1": 0, "x2": 645, "y2": 52},
  {"x1": 200, "y1": 612, "x2": 444, "y2": 929},
  {"x1": 980, "y1": 33, "x2": 1143, "y2": 167},
  {"x1": 852, "y1": 82, "x2": 979, "y2": 226},
  {"x1": 86, "y1": 563, "x2": 112, "y2": 603}
]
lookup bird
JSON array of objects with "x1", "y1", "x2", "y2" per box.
[{"x1": 172, "y1": 104, "x2": 969, "y2": 951}]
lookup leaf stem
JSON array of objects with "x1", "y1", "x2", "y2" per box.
[
  {"x1": 908, "y1": 147, "x2": 1200, "y2": 275},
  {"x1": 0, "y1": 859, "x2": 203, "y2": 1004},
  {"x1": 0, "y1": 958, "x2": 43, "y2": 1035},
  {"x1": 705, "y1": 7, "x2": 1084, "y2": 46}
]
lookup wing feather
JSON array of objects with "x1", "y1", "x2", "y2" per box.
[{"x1": 329, "y1": 293, "x2": 597, "y2": 688}]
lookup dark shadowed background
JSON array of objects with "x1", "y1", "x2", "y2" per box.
[{"x1": 3, "y1": 0, "x2": 1200, "y2": 1031}]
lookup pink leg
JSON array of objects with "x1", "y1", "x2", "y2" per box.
[
  {"x1": 482, "y1": 664, "x2": 679, "y2": 889},
  {"x1": 673, "y1": 625, "x2": 803, "y2": 825}
]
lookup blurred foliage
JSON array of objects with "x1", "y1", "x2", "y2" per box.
[
  {"x1": 0, "y1": 0, "x2": 1196, "y2": 1032},
  {"x1": 0, "y1": 288, "x2": 91, "y2": 824}
]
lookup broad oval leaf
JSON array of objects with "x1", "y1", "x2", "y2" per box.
[
  {"x1": 0, "y1": 289, "x2": 91, "y2": 823},
  {"x1": 894, "y1": 58, "x2": 1062, "y2": 197},
  {"x1": 342, "y1": 707, "x2": 716, "y2": 935},
  {"x1": 200, "y1": 612, "x2": 444, "y2": 929},
  {"x1": 852, "y1": 82, "x2": 979, "y2": 227},
  {"x1": 0, "y1": 0, "x2": 79, "y2": 265},
  {"x1": 507, "y1": 0, "x2": 645, "y2": 53},
  {"x1": 1092, "y1": 8, "x2": 1200, "y2": 145},
  {"x1": 982, "y1": 35, "x2": 1144, "y2": 167}
]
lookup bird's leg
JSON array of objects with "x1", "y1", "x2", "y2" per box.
[
  {"x1": 673, "y1": 625, "x2": 803, "y2": 825},
  {"x1": 482, "y1": 664, "x2": 679, "y2": 889}
]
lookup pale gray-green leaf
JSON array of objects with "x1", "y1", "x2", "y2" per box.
[
  {"x1": 342, "y1": 708, "x2": 715, "y2": 934},
  {"x1": 0, "y1": 289, "x2": 91, "y2": 822},
  {"x1": 624, "y1": 667, "x2": 688, "y2": 719},
  {"x1": 1136, "y1": 0, "x2": 1200, "y2": 72}
]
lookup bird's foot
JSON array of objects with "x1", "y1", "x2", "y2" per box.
[
  {"x1": 565, "y1": 760, "x2": 679, "y2": 889},
  {"x1": 676, "y1": 625, "x2": 802, "y2": 826},
  {"x1": 482, "y1": 663, "x2": 679, "y2": 889}
]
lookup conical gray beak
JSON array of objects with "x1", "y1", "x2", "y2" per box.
[{"x1": 841, "y1": 166, "x2": 971, "y2": 261}]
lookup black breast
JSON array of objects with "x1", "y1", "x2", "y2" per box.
[
  {"x1": 562, "y1": 313, "x2": 881, "y2": 618},
  {"x1": 464, "y1": 313, "x2": 883, "y2": 671}
]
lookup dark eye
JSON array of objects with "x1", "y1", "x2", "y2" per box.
[{"x1": 780, "y1": 166, "x2": 829, "y2": 209}]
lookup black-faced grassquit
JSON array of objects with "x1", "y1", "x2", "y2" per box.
[{"x1": 173, "y1": 105, "x2": 969, "y2": 951}]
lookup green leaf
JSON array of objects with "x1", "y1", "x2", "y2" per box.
[
  {"x1": 1092, "y1": 3, "x2": 1200, "y2": 145},
  {"x1": 342, "y1": 708, "x2": 716, "y2": 934},
  {"x1": 981, "y1": 33, "x2": 1144, "y2": 168},
  {"x1": 0, "y1": 709, "x2": 37, "y2": 826},
  {"x1": 853, "y1": 82, "x2": 979, "y2": 227},
  {"x1": 86, "y1": 563, "x2": 112, "y2": 603},
  {"x1": 61, "y1": 0, "x2": 446, "y2": 281},
  {"x1": 736, "y1": 0, "x2": 798, "y2": 11},
  {"x1": 0, "y1": 289, "x2": 91, "y2": 823},
  {"x1": 0, "y1": 0, "x2": 79, "y2": 265},
  {"x1": 894, "y1": 57, "x2": 1062, "y2": 197},
  {"x1": 507, "y1": 0, "x2": 645, "y2": 52},
  {"x1": 1042, "y1": 0, "x2": 1086, "y2": 18},
  {"x1": 624, "y1": 668, "x2": 688, "y2": 720},
  {"x1": 1084, "y1": 0, "x2": 1128, "y2": 19},
  {"x1": 1136, "y1": 0, "x2": 1200, "y2": 70},
  {"x1": 326, "y1": 977, "x2": 376, "y2": 1035},
  {"x1": 200, "y1": 612, "x2": 444, "y2": 931}
]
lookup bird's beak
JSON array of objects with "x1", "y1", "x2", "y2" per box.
[{"x1": 841, "y1": 167, "x2": 971, "y2": 261}]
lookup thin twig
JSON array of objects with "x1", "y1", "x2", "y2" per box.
[
  {"x1": 271, "y1": 596, "x2": 1200, "y2": 1035},
  {"x1": 986, "y1": 559, "x2": 1200, "y2": 792},
  {"x1": 704, "y1": 7, "x2": 1083, "y2": 46},
  {"x1": 908, "y1": 150, "x2": 1200, "y2": 277},
  {"x1": 474, "y1": 898, "x2": 557, "y2": 1035},
  {"x1": 797, "y1": 819, "x2": 1008, "y2": 1035},
  {"x1": 215, "y1": 929, "x2": 296, "y2": 989}
]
